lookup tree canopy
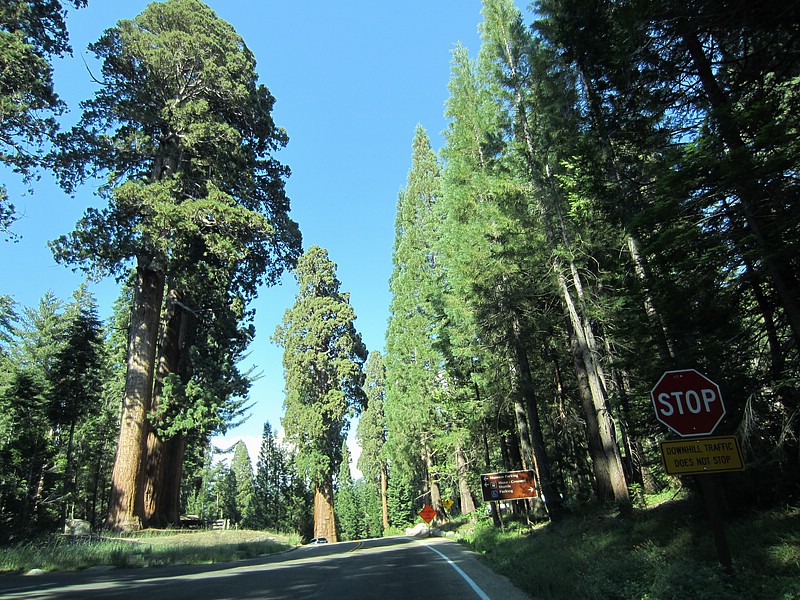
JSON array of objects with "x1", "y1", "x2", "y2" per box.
[{"x1": 0, "y1": 0, "x2": 87, "y2": 236}]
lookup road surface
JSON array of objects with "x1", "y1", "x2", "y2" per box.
[{"x1": 0, "y1": 536, "x2": 531, "y2": 599}]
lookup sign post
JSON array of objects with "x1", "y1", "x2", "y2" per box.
[{"x1": 651, "y1": 369, "x2": 738, "y2": 572}]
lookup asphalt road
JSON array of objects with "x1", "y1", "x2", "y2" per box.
[{"x1": 0, "y1": 536, "x2": 531, "y2": 600}]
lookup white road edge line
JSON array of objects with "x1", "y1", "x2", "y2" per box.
[{"x1": 417, "y1": 540, "x2": 491, "y2": 600}]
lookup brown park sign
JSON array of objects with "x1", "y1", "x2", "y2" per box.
[
  {"x1": 480, "y1": 470, "x2": 537, "y2": 501},
  {"x1": 660, "y1": 435, "x2": 744, "y2": 475}
]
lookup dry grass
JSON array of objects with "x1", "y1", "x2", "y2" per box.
[{"x1": 0, "y1": 528, "x2": 299, "y2": 574}]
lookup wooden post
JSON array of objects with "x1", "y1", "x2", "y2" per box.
[{"x1": 697, "y1": 474, "x2": 733, "y2": 573}]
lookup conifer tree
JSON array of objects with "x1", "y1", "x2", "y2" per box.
[
  {"x1": 230, "y1": 441, "x2": 255, "y2": 527},
  {"x1": 384, "y1": 126, "x2": 448, "y2": 520},
  {"x1": 334, "y1": 441, "x2": 360, "y2": 541},
  {"x1": 50, "y1": 0, "x2": 301, "y2": 530},
  {"x1": 274, "y1": 246, "x2": 367, "y2": 542},
  {"x1": 49, "y1": 286, "x2": 105, "y2": 526},
  {"x1": 356, "y1": 350, "x2": 389, "y2": 530},
  {"x1": 531, "y1": 0, "x2": 800, "y2": 495},
  {"x1": 6, "y1": 293, "x2": 68, "y2": 530},
  {"x1": 0, "y1": 0, "x2": 87, "y2": 235},
  {"x1": 479, "y1": 0, "x2": 629, "y2": 511},
  {"x1": 440, "y1": 39, "x2": 566, "y2": 516},
  {"x1": 251, "y1": 421, "x2": 289, "y2": 531}
]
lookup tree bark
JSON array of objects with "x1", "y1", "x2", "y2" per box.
[
  {"x1": 422, "y1": 440, "x2": 444, "y2": 523},
  {"x1": 107, "y1": 260, "x2": 165, "y2": 531},
  {"x1": 314, "y1": 477, "x2": 338, "y2": 542},
  {"x1": 490, "y1": 7, "x2": 630, "y2": 511},
  {"x1": 455, "y1": 445, "x2": 477, "y2": 515},
  {"x1": 550, "y1": 189, "x2": 630, "y2": 510},
  {"x1": 143, "y1": 287, "x2": 182, "y2": 527},
  {"x1": 379, "y1": 461, "x2": 389, "y2": 530},
  {"x1": 569, "y1": 327, "x2": 611, "y2": 500},
  {"x1": 482, "y1": 429, "x2": 502, "y2": 527},
  {"x1": 506, "y1": 308, "x2": 564, "y2": 519},
  {"x1": 626, "y1": 234, "x2": 677, "y2": 362}
]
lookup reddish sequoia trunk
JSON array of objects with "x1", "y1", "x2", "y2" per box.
[
  {"x1": 379, "y1": 462, "x2": 389, "y2": 530},
  {"x1": 107, "y1": 261, "x2": 165, "y2": 531},
  {"x1": 143, "y1": 288, "x2": 186, "y2": 527},
  {"x1": 314, "y1": 478, "x2": 338, "y2": 542}
]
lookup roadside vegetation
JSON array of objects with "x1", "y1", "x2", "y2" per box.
[
  {"x1": 0, "y1": 529, "x2": 298, "y2": 574},
  {"x1": 2, "y1": 496, "x2": 797, "y2": 600},
  {"x1": 459, "y1": 495, "x2": 800, "y2": 600}
]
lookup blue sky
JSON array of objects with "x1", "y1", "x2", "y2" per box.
[{"x1": 1, "y1": 0, "x2": 526, "y2": 464}]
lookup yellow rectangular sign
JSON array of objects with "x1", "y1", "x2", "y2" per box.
[{"x1": 660, "y1": 436, "x2": 744, "y2": 475}]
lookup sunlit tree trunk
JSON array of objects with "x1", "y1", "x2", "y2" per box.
[
  {"x1": 380, "y1": 463, "x2": 389, "y2": 530},
  {"x1": 314, "y1": 479, "x2": 338, "y2": 542},
  {"x1": 107, "y1": 261, "x2": 164, "y2": 531},
  {"x1": 142, "y1": 287, "x2": 182, "y2": 527}
]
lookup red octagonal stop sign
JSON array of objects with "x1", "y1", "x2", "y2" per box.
[{"x1": 651, "y1": 369, "x2": 725, "y2": 437}]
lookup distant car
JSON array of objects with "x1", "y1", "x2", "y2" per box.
[{"x1": 308, "y1": 537, "x2": 328, "y2": 544}]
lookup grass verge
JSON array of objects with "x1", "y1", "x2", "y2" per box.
[
  {"x1": 457, "y1": 497, "x2": 800, "y2": 600},
  {"x1": 0, "y1": 529, "x2": 298, "y2": 574}
]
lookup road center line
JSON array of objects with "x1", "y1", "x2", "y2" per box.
[
  {"x1": 418, "y1": 541, "x2": 491, "y2": 600},
  {"x1": 347, "y1": 541, "x2": 364, "y2": 552}
]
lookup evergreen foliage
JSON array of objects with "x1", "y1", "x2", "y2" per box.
[
  {"x1": 0, "y1": 0, "x2": 87, "y2": 236},
  {"x1": 378, "y1": 0, "x2": 800, "y2": 529},
  {"x1": 230, "y1": 441, "x2": 255, "y2": 526},
  {"x1": 356, "y1": 350, "x2": 389, "y2": 531},
  {"x1": 384, "y1": 126, "x2": 449, "y2": 522},
  {"x1": 47, "y1": 0, "x2": 301, "y2": 530},
  {"x1": 334, "y1": 442, "x2": 360, "y2": 541},
  {"x1": 250, "y1": 422, "x2": 288, "y2": 531},
  {"x1": 0, "y1": 0, "x2": 798, "y2": 552},
  {"x1": 0, "y1": 287, "x2": 107, "y2": 540},
  {"x1": 247, "y1": 423, "x2": 314, "y2": 536},
  {"x1": 274, "y1": 245, "x2": 367, "y2": 541}
]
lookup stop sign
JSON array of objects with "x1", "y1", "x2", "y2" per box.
[{"x1": 651, "y1": 369, "x2": 725, "y2": 437}]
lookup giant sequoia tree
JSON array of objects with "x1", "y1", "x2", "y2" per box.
[
  {"x1": 274, "y1": 246, "x2": 367, "y2": 542},
  {"x1": 50, "y1": 0, "x2": 300, "y2": 530}
]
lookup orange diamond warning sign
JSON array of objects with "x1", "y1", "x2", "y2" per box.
[{"x1": 418, "y1": 503, "x2": 437, "y2": 523}]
